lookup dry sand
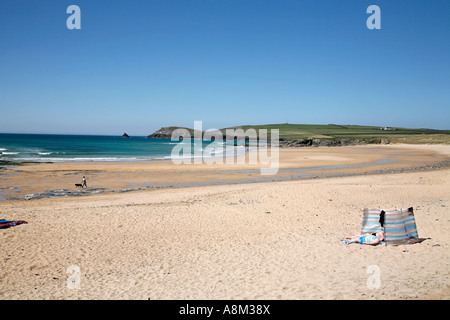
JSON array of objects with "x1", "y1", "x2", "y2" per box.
[{"x1": 0, "y1": 144, "x2": 449, "y2": 300}]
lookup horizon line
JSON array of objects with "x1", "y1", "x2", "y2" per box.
[{"x1": 0, "y1": 122, "x2": 449, "y2": 136}]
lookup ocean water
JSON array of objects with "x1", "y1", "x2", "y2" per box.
[{"x1": 0, "y1": 133, "x2": 239, "y2": 163}]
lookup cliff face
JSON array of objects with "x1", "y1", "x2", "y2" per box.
[
  {"x1": 146, "y1": 128, "x2": 172, "y2": 139},
  {"x1": 146, "y1": 127, "x2": 201, "y2": 139}
]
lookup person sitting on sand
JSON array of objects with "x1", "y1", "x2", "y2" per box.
[{"x1": 342, "y1": 231, "x2": 385, "y2": 245}]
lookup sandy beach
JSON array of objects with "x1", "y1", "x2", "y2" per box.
[{"x1": 0, "y1": 144, "x2": 449, "y2": 300}]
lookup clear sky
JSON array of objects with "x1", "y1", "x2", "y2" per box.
[{"x1": 1, "y1": 0, "x2": 449, "y2": 135}]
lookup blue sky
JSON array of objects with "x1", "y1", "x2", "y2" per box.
[{"x1": 0, "y1": 0, "x2": 449, "y2": 135}]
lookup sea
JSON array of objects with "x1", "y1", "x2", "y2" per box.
[{"x1": 0, "y1": 133, "x2": 242, "y2": 163}]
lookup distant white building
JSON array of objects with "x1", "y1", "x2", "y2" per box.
[{"x1": 380, "y1": 127, "x2": 395, "y2": 131}]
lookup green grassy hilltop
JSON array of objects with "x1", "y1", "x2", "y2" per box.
[{"x1": 223, "y1": 123, "x2": 450, "y2": 144}]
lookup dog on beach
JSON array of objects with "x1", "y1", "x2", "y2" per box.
[{"x1": 75, "y1": 183, "x2": 83, "y2": 189}]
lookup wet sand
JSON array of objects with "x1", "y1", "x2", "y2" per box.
[{"x1": 0, "y1": 144, "x2": 449, "y2": 201}]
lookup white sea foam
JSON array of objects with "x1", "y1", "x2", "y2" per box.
[
  {"x1": 0, "y1": 154, "x2": 161, "y2": 162},
  {"x1": 38, "y1": 152, "x2": 52, "y2": 155},
  {"x1": 42, "y1": 157, "x2": 141, "y2": 162},
  {"x1": 167, "y1": 141, "x2": 225, "y2": 145},
  {"x1": 0, "y1": 148, "x2": 6, "y2": 151},
  {"x1": 1, "y1": 152, "x2": 19, "y2": 155}
]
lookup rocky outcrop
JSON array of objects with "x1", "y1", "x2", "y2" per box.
[
  {"x1": 122, "y1": 133, "x2": 130, "y2": 138},
  {"x1": 279, "y1": 138, "x2": 390, "y2": 147}
]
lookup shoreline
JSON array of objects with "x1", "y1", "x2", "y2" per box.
[
  {"x1": 3, "y1": 158, "x2": 450, "y2": 202},
  {"x1": 1, "y1": 144, "x2": 449, "y2": 201}
]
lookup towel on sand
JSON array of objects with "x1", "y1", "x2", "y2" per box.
[{"x1": 0, "y1": 219, "x2": 28, "y2": 229}]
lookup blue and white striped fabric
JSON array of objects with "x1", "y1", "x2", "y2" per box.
[{"x1": 361, "y1": 208, "x2": 419, "y2": 245}]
